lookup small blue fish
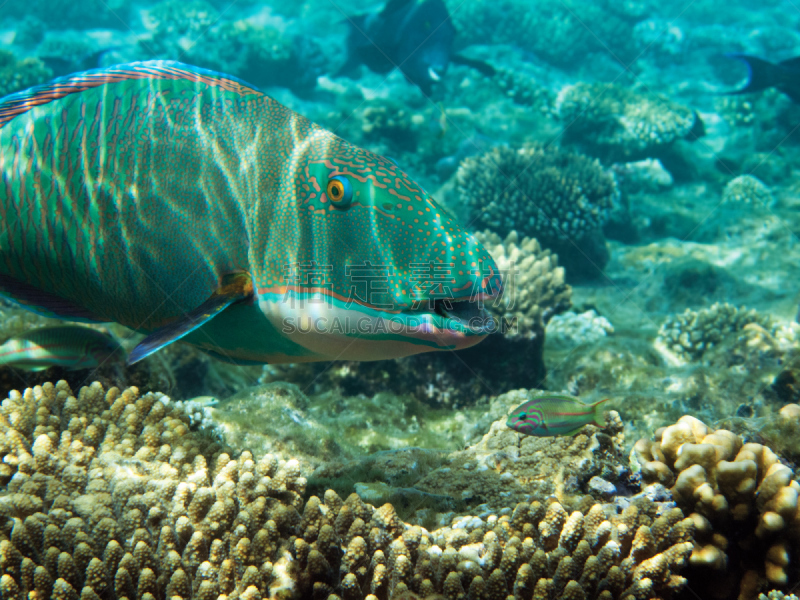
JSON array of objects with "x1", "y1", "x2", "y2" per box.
[
  {"x1": 506, "y1": 394, "x2": 608, "y2": 437},
  {"x1": 0, "y1": 326, "x2": 123, "y2": 371}
]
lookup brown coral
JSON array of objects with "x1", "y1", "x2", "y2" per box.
[
  {"x1": 0, "y1": 381, "x2": 695, "y2": 600},
  {"x1": 0, "y1": 381, "x2": 306, "y2": 600},
  {"x1": 291, "y1": 493, "x2": 693, "y2": 600},
  {"x1": 474, "y1": 230, "x2": 572, "y2": 341},
  {"x1": 634, "y1": 415, "x2": 800, "y2": 600}
]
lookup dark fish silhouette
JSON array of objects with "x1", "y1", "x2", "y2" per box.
[
  {"x1": 726, "y1": 54, "x2": 800, "y2": 102},
  {"x1": 337, "y1": 0, "x2": 494, "y2": 95}
]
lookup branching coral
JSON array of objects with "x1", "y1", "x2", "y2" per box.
[
  {"x1": 186, "y1": 20, "x2": 325, "y2": 94},
  {"x1": 0, "y1": 381, "x2": 695, "y2": 600},
  {"x1": 655, "y1": 303, "x2": 774, "y2": 364},
  {"x1": 457, "y1": 144, "x2": 617, "y2": 278},
  {"x1": 633, "y1": 415, "x2": 800, "y2": 599},
  {"x1": 474, "y1": 230, "x2": 572, "y2": 341},
  {"x1": 0, "y1": 381, "x2": 307, "y2": 600},
  {"x1": 2, "y1": 0, "x2": 129, "y2": 28},
  {"x1": 492, "y1": 67, "x2": 553, "y2": 109},
  {"x1": 459, "y1": 144, "x2": 616, "y2": 245},
  {"x1": 556, "y1": 83, "x2": 700, "y2": 162},
  {"x1": 446, "y1": 0, "x2": 639, "y2": 68},
  {"x1": 303, "y1": 494, "x2": 694, "y2": 600},
  {"x1": 142, "y1": 0, "x2": 219, "y2": 55},
  {"x1": 547, "y1": 310, "x2": 615, "y2": 347}
]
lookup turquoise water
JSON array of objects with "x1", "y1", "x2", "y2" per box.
[{"x1": 1, "y1": 1, "x2": 800, "y2": 598}]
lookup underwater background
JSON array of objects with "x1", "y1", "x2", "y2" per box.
[{"x1": 1, "y1": 0, "x2": 800, "y2": 599}]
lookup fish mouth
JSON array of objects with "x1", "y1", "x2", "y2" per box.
[{"x1": 428, "y1": 298, "x2": 495, "y2": 334}]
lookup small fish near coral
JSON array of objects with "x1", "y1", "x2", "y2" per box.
[
  {"x1": 0, "y1": 326, "x2": 123, "y2": 371},
  {"x1": 336, "y1": 0, "x2": 495, "y2": 95},
  {"x1": 0, "y1": 61, "x2": 501, "y2": 367},
  {"x1": 725, "y1": 53, "x2": 800, "y2": 102},
  {"x1": 506, "y1": 394, "x2": 608, "y2": 436}
]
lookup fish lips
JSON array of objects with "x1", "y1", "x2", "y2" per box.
[{"x1": 429, "y1": 297, "x2": 496, "y2": 335}]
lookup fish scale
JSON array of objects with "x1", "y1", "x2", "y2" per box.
[{"x1": 0, "y1": 61, "x2": 501, "y2": 364}]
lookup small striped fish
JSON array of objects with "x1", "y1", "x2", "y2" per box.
[
  {"x1": 506, "y1": 394, "x2": 608, "y2": 437},
  {"x1": 0, "y1": 326, "x2": 123, "y2": 371}
]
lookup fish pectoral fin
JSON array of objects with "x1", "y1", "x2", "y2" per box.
[{"x1": 128, "y1": 272, "x2": 254, "y2": 365}]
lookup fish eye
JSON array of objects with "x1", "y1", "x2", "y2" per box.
[
  {"x1": 519, "y1": 412, "x2": 527, "y2": 420},
  {"x1": 327, "y1": 175, "x2": 353, "y2": 208}
]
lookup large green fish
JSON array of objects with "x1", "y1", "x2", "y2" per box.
[
  {"x1": 0, "y1": 326, "x2": 123, "y2": 371},
  {"x1": 0, "y1": 61, "x2": 501, "y2": 365}
]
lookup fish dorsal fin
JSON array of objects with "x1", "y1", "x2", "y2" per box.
[
  {"x1": 0, "y1": 60, "x2": 262, "y2": 130},
  {"x1": 128, "y1": 272, "x2": 254, "y2": 365},
  {"x1": 0, "y1": 273, "x2": 102, "y2": 321},
  {"x1": 779, "y1": 56, "x2": 800, "y2": 69}
]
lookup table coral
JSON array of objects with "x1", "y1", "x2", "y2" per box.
[
  {"x1": 556, "y1": 83, "x2": 700, "y2": 162},
  {"x1": 633, "y1": 415, "x2": 800, "y2": 599}
]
